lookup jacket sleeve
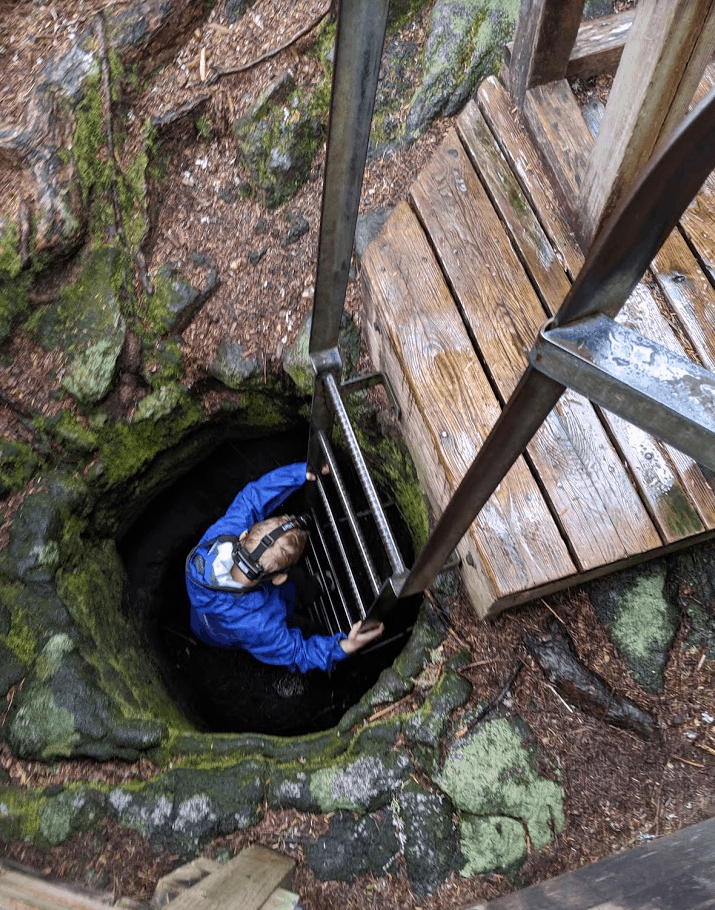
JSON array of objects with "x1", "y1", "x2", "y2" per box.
[
  {"x1": 211, "y1": 587, "x2": 348, "y2": 673},
  {"x1": 242, "y1": 621, "x2": 348, "y2": 674},
  {"x1": 200, "y1": 462, "x2": 308, "y2": 543}
]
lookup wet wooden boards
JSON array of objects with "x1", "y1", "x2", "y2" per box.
[
  {"x1": 464, "y1": 815, "x2": 715, "y2": 910},
  {"x1": 361, "y1": 69, "x2": 715, "y2": 617}
]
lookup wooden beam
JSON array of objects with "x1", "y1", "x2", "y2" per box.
[
  {"x1": 505, "y1": 10, "x2": 635, "y2": 84},
  {"x1": 567, "y1": 9, "x2": 634, "y2": 80},
  {"x1": 578, "y1": 0, "x2": 715, "y2": 248},
  {"x1": 521, "y1": 79, "x2": 594, "y2": 224},
  {"x1": 167, "y1": 846, "x2": 294, "y2": 910},
  {"x1": 506, "y1": 0, "x2": 586, "y2": 108},
  {"x1": 463, "y1": 816, "x2": 715, "y2": 910}
]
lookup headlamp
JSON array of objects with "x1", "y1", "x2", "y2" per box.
[{"x1": 232, "y1": 513, "x2": 311, "y2": 582}]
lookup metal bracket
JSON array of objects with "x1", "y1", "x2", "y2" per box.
[
  {"x1": 311, "y1": 347, "x2": 343, "y2": 376},
  {"x1": 339, "y1": 371, "x2": 402, "y2": 420},
  {"x1": 531, "y1": 314, "x2": 715, "y2": 471}
]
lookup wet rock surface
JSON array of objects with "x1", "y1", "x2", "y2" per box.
[{"x1": 1, "y1": 1, "x2": 715, "y2": 907}]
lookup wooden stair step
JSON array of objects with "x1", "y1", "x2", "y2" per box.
[
  {"x1": 0, "y1": 864, "x2": 120, "y2": 910},
  {"x1": 469, "y1": 79, "x2": 715, "y2": 543},
  {"x1": 410, "y1": 128, "x2": 662, "y2": 568},
  {"x1": 162, "y1": 846, "x2": 294, "y2": 910},
  {"x1": 362, "y1": 198, "x2": 576, "y2": 615}
]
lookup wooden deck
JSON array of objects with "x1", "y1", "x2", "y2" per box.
[
  {"x1": 362, "y1": 64, "x2": 715, "y2": 617},
  {"x1": 464, "y1": 815, "x2": 715, "y2": 910}
]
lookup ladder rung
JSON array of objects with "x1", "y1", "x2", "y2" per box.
[
  {"x1": 315, "y1": 472, "x2": 368, "y2": 619},
  {"x1": 317, "y1": 431, "x2": 380, "y2": 598},
  {"x1": 323, "y1": 372, "x2": 406, "y2": 575}
]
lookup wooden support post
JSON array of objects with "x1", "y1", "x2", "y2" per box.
[
  {"x1": 577, "y1": 0, "x2": 715, "y2": 249},
  {"x1": 506, "y1": 0, "x2": 586, "y2": 108}
]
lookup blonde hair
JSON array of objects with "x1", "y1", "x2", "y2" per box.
[{"x1": 242, "y1": 514, "x2": 309, "y2": 574}]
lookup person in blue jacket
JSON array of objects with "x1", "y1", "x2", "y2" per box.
[{"x1": 185, "y1": 462, "x2": 384, "y2": 674}]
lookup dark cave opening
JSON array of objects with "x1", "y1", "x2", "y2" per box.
[{"x1": 118, "y1": 427, "x2": 419, "y2": 736}]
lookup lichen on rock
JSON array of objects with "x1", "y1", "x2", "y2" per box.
[{"x1": 436, "y1": 716, "x2": 564, "y2": 874}]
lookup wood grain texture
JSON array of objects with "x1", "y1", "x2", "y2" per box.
[
  {"x1": 456, "y1": 100, "x2": 572, "y2": 308},
  {"x1": 0, "y1": 868, "x2": 112, "y2": 909},
  {"x1": 522, "y1": 79, "x2": 594, "y2": 221},
  {"x1": 506, "y1": 10, "x2": 635, "y2": 82},
  {"x1": 506, "y1": 0, "x2": 585, "y2": 106},
  {"x1": 462, "y1": 816, "x2": 715, "y2": 910},
  {"x1": 410, "y1": 133, "x2": 660, "y2": 567},
  {"x1": 477, "y1": 77, "x2": 585, "y2": 280},
  {"x1": 476, "y1": 72, "x2": 715, "y2": 541},
  {"x1": 652, "y1": 227, "x2": 715, "y2": 371},
  {"x1": 166, "y1": 846, "x2": 294, "y2": 910},
  {"x1": 361, "y1": 199, "x2": 575, "y2": 610},
  {"x1": 566, "y1": 9, "x2": 634, "y2": 79},
  {"x1": 609, "y1": 284, "x2": 715, "y2": 537},
  {"x1": 578, "y1": 0, "x2": 715, "y2": 247}
]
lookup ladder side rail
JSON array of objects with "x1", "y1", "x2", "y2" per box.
[
  {"x1": 323, "y1": 372, "x2": 406, "y2": 575},
  {"x1": 401, "y1": 82, "x2": 715, "y2": 602},
  {"x1": 317, "y1": 434, "x2": 378, "y2": 605},
  {"x1": 307, "y1": 0, "x2": 390, "y2": 474},
  {"x1": 308, "y1": 0, "x2": 390, "y2": 360}
]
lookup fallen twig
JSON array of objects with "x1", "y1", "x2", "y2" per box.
[
  {"x1": 208, "y1": 4, "x2": 331, "y2": 84},
  {"x1": 672, "y1": 754, "x2": 704, "y2": 769}
]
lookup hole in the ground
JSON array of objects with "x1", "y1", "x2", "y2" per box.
[{"x1": 118, "y1": 427, "x2": 418, "y2": 736}]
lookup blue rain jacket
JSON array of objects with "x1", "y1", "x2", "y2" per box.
[{"x1": 186, "y1": 462, "x2": 347, "y2": 673}]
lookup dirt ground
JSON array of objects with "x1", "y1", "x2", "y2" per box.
[{"x1": 2, "y1": 0, "x2": 715, "y2": 908}]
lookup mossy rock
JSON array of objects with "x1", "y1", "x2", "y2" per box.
[
  {"x1": 303, "y1": 808, "x2": 400, "y2": 882},
  {"x1": 460, "y1": 814, "x2": 528, "y2": 877},
  {"x1": 668, "y1": 542, "x2": 715, "y2": 657},
  {"x1": 36, "y1": 245, "x2": 128, "y2": 405},
  {"x1": 0, "y1": 221, "x2": 30, "y2": 344},
  {"x1": 398, "y1": 778, "x2": 462, "y2": 895},
  {"x1": 0, "y1": 439, "x2": 40, "y2": 499},
  {"x1": 38, "y1": 786, "x2": 108, "y2": 848},
  {"x1": 282, "y1": 311, "x2": 362, "y2": 396},
  {"x1": 234, "y1": 71, "x2": 328, "y2": 208},
  {"x1": 146, "y1": 260, "x2": 218, "y2": 336},
  {"x1": 309, "y1": 746, "x2": 413, "y2": 814},
  {"x1": 588, "y1": 561, "x2": 678, "y2": 693},
  {"x1": 5, "y1": 633, "x2": 167, "y2": 761},
  {"x1": 436, "y1": 715, "x2": 564, "y2": 870},
  {"x1": 406, "y1": 0, "x2": 520, "y2": 139}
]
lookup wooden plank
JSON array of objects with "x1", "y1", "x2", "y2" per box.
[
  {"x1": 0, "y1": 868, "x2": 112, "y2": 910},
  {"x1": 456, "y1": 101, "x2": 571, "y2": 308},
  {"x1": 566, "y1": 9, "x2": 635, "y2": 80},
  {"x1": 460, "y1": 95, "x2": 715, "y2": 541},
  {"x1": 259, "y1": 888, "x2": 299, "y2": 910},
  {"x1": 166, "y1": 846, "x2": 293, "y2": 910},
  {"x1": 361, "y1": 200, "x2": 576, "y2": 614},
  {"x1": 410, "y1": 132, "x2": 661, "y2": 567},
  {"x1": 578, "y1": 0, "x2": 715, "y2": 247},
  {"x1": 652, "y1": 227, "x2": 715, "y2": 372},
  {"x1": 465, "y1": 816, "x2": 715, "y2": 910},
  {"x1": 521, "y1": 78, "x2": 594, "y2": 223},
  {"x1": 506, "y1": 10, "x2": 635, "y2": 84},
  {"x1": 505, "y1": 0, "x2": 585, "y2": 107},
  {"x1": 477, "y1": 78, "x2": 585, "y2": 279}
]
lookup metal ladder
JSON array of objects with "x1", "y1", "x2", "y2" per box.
[
  {"x1": 306, "y1": 0, "x2": 715, "y2": 631},
  {"x1": 303, "y1": 0, "x2": 409, "y2": 635}
]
